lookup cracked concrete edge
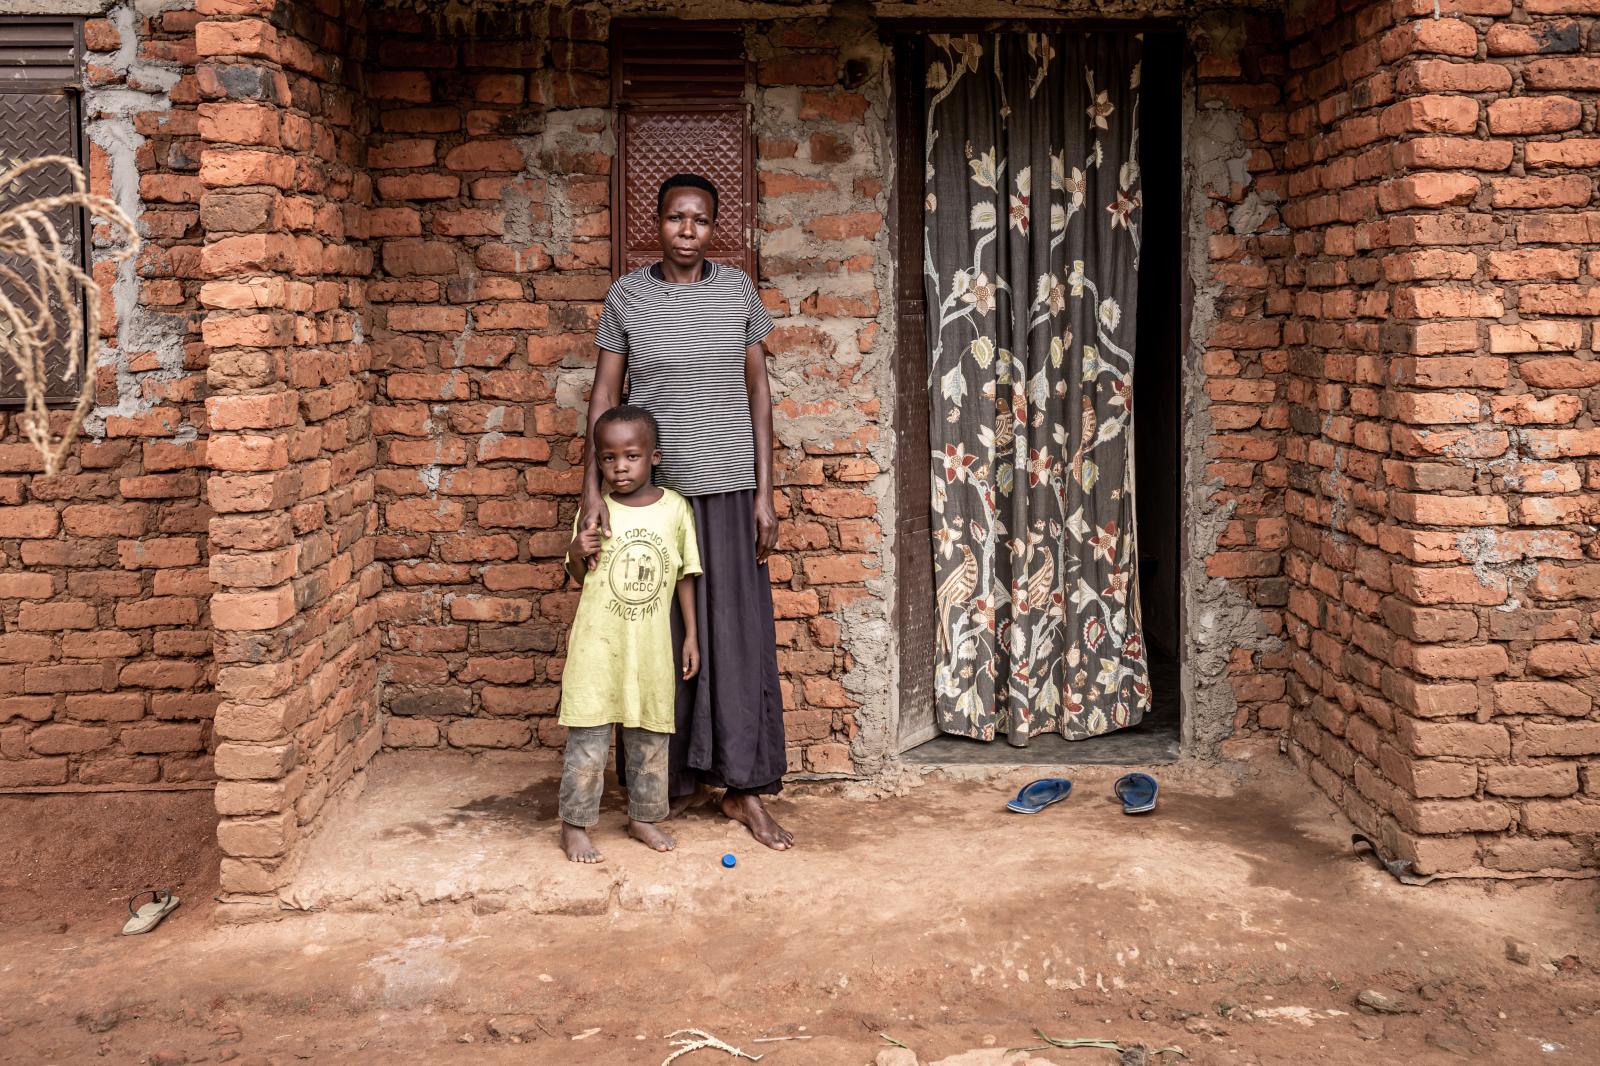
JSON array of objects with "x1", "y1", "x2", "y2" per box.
[
  {"x1": 280, "y1": 873, "x2": 761, "y2": 918},
  {"x1": 1179, "y1": 28, "x2": 1284, "y2": 757}
]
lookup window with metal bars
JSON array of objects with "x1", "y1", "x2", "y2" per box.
[
  {"x1": 0, "y1": 16, "x2": 87, "y2": 407},
  {"x1": 610, "y1": 21, "x2": 756, "y2": 281}
]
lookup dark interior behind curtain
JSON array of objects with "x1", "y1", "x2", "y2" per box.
[{"x1": 922, "y1": 32, "x2": 1150, "y2": 744}]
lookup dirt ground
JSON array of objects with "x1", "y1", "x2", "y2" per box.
[
  {"x1": 1, "y1": 753, "x2": 1597, "y2": 1066},
  {"x1": 0, "y1": 789, "x2": 220, "y2": 927}
]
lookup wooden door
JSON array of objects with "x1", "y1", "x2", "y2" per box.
[{"x1": 892, "y1": 36, "x2": 937, "y2": 752}]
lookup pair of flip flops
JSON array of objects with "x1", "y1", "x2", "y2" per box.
[{"x1": 1005, "y1": 773, "x2": 1158, "y2": 815}]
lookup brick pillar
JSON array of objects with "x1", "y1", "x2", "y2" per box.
[
  {"x1": 196, "y1": 0, "x2": 378, "y2": 918},
  {"x1": 1282, "y1": 0, "x2": 1600, "y2": 877}
]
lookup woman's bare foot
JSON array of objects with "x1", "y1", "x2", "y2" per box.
[
  {"x1": 628, "y1": 819, "x2": 675, "y2": 852},
  {"x1": 561, "y1": 822, "x2": 603, "y2": 863},
  {"x1": 666, "y1": 784, "x2": 713, "y2": 820},
  {"x1": 720, "y1": 790, "x2": 794, "y2": 851}
]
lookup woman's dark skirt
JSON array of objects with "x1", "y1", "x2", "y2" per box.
[{"x1": 621, "y1": 489, "x2": 786, "y2": 799}]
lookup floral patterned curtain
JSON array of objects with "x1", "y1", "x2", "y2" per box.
[{"x1": 923, "y1": 32, "x2": 1149, "y2": 744}]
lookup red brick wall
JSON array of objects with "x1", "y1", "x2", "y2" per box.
[
  {"x1": 365, "y1": 8, "x2": 607, "y2": 755},
  {"x1": 195, "y1": 0, "x2": 381, "y2": 912},
  {"x1": 1277, "y1": 0, "x2": 1600, "y2": 875},
  {"x1": 364, "y1": 11, "x2": 878, "y2": 775},
  {"x1": 0, "y1": 3, "x2": 216, "y2": 792}
]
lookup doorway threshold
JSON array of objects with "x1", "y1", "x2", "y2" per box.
[
  {"x1": 904, "y1": 651, "x2": 1182, "y2": 766},
  {"x1": 902, "y1": 720, "x2": 1178, "y2": 766}
]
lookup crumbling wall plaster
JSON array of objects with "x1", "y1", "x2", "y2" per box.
[
  {"x1": 1182, "y1": 74, "x2": 1286, "y2": 754},
  {"x1": 85, "y1": 0, "x2": 194, "y2": 440},
  {"x1": 750, "y1": 10, "x2": 898, "y2": 771}
]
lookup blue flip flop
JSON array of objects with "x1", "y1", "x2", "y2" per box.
[
  {"x1": 1006, "y1": 777, "x2": 1072, "y2": 814},
  {"x1": 1113, "y1": 772, "x2": 1158, "y2": 814}
]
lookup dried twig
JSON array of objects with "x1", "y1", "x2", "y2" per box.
[
  {"x1": 661, "y1": 1028, "x2": 763, "y2": 1064},
  {"x1": 1008, "y1": 1030, "x2": 1123, "y2": 1053},
  {"x1": 1006, "y1": 1031, "x2": 1188, "y2": 1057},
  {"x1": 0, "y1": 155, "x2": 139, "y2": 474}
]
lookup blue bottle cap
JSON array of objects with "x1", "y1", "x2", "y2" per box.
[{"x1": 721, "y1": 853, "x2": 736, "y2": 868}]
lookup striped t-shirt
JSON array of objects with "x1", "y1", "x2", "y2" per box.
[{"x1": 594, "y1": 262, "x2": 775, "y2": 497}]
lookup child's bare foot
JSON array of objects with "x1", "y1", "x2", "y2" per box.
[
  {"x1": 561, "y1": 822, "x2": 603, "y2": 863},
  {"x1": 721, "y1": 790, "x2": 794, "y2": 851},
  {"x1": 628, "y1": 819, "x2": 675, "y2": 852}
]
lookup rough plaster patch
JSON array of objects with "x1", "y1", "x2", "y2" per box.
[
  {"x1": 1189, "y1": 106, "x2": 1252, "y2": 198},
  {"x1": 524, "y1": 108, "x2": 616, "y2": 427},
  {"x1": 516, "y1": 108, "x2": 611, "y2": 258},
  {"x1": 83, "y1": 1, "x2": 191, "y2": 439},
  {"x1": 1455, "y1": 527, "x2": 1531, "y2": 613},
  {"x1": 1181, "y1": 81, "x2": 1282, "y2": 755},
  {"x1": 551, "y1": 371, "x2": 590, "y2": 419},
  {"x1": 1229, "y1": 191, "x2": 1273, "y2": 237},
  {"x1": 1323, "y1": 418, "x2": 1351, "y2": 536}
]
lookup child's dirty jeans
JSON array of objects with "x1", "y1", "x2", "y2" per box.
[{"x1": 559, "y1": 724, "x2": 669, "y2": 826}]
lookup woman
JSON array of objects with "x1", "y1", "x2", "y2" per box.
[{"x1": 580, "y1": 173, "x2": 794, "y2": 851}]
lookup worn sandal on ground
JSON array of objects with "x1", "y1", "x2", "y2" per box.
[
  {"x1": 122, "y1": 889, "x2": 179, "y2": 935},
  {"x1": 1006, "y1": 777, "x2": 1073, "y2": 814},
  {"x1": 1113, "y1": 772, "x2": 1158, "y2": 815}
]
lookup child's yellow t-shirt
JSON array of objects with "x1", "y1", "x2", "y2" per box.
[{"x1": 558, "y1": 489, "x2": 702, "y2": 733}]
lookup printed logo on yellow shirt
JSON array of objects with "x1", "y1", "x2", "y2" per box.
[{"x1": 603, "y1": 528, "x2": 671, "y2": 619}]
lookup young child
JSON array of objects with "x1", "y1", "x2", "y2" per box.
[{"x1": 559, "y1": 404, "x2": 701, "y2": 863}]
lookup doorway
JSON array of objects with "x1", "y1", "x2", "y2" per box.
[{"x1": 892, "y1": 28, "x2": 1185, "y2": 764}]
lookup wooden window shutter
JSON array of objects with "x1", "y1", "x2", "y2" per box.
[
  {"x1": 611, "y1": 22, "x2": 756, "y2": 280},
  {"x1": 0, "y1": 17, "x2": 87, "y2": 406},
  {"x1": 0, "y1": 17, "x2": 80, "y2": 88}
]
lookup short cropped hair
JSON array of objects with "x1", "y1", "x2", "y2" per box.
[
  {"x1": 594, "y1": 404, "x2": 660, "y2": 449},
  {"x1": 656, "y1": 173, "x2": 719, "y2": 220}
]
